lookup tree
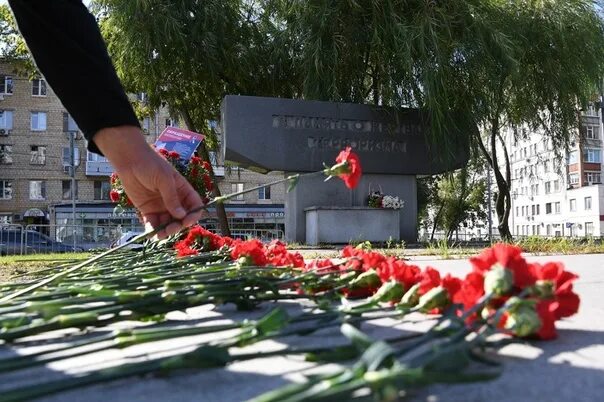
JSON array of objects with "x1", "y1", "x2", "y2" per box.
[
  {"x1": 94, "y1": 0, "x2": 604, "y2": 241},
  {"x1": 0, "y1": 4, "x2": 32, "y2": 70},
  {"x1": 272, "y1": 0, "x2": 604, "y2": 240},
  {"x1": 420, "y1": 154, "x2": 487, "y2": 242},
  {"x1": 459, "y1": 1, "x2": 604, "y2": 240}
]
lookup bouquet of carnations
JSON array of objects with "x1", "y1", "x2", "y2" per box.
[
  {"x1": 109, "y1": 149, "x2": 214, "y2": 210},
  {"x1": 382, "y1": 194, "x2": 404, "y2": 209}
]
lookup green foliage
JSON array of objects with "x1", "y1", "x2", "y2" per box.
[{"x1": 0, "y1": 5, "x2": 35, "y2": 74}]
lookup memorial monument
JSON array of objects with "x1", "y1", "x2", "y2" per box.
[{"x1": 221, "y1": 95, "x2": 470, "y2": 244}]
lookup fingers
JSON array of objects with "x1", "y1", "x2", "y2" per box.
[
  {"x1": 178, "y1": 175, "x2": 204, "y2": 227},
  {"x1": 142, "y1": 174, "x2": 204, "y2": 239},
  {"x1": 157, "y1": 172, "x2": 187, "y2": 221}
]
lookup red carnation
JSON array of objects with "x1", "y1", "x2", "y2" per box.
[
  {"x1": 109, "y1": 190, "x2": 120, "y2": 203},
  {"x1": 334, "y1": 147, "x2": 362, "y2": 189},
  {"x1": 158, "y1": 148, "x2": 169, "y2": 157},
  {"x1": 470, "y1": 243, "x2": 535, "y2": 289},
  {"x1": 230, "y1": 239, "x2": 268, "y2": 266},
  {"x1": 168, "y1": 151, "x2": 180, "y2": 159},
  {"x1": 454, "y1": 271, "x2": 485, "y2": 310},
  {"x1": 376, "y1": 258, "x2": 420, "y2": 291},
  {"x1": 529, "y1": 262, "x2": 580, "y2": 319}
]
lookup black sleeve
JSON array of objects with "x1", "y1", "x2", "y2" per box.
[{"x1": 8, "y1": 0, "x2": 140, "y2": 155}]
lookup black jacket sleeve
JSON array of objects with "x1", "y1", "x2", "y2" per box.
[{"x1": 8, "y1": 0, "x2": 140, "y2": 155}]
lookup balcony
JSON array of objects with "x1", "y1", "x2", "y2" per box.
[{"x1": 86, "y1": 152, "x2": 114, "y2": 176}]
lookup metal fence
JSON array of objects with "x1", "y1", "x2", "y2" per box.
[
  {"x1": 0, "y1": 223, "x2": 284, "y2": 256},
  {"x1": 0, "y1": 224, "x2": 144, "y2": 255}
]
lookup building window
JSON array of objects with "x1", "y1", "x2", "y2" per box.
[
  {"x1": 0, "y1": 76, "x2": 13, "y2": 94},
  {"x1": 62, "y1": 180, "x2": 78, "y2": 200},
  {"x1": 62, "y1": 147, "x2": 81, "y2": 167},
  {"x1": 29, "y1": 180, "x2": 46, "y2": 200},
  {"x1": 0, "y1": 110, "x2": 14, "y2": 133},
  {"x1": 32, "y1": 79, "x2": 47, "y2": 96},
  {"x1": 543, "y1": 160, "x2": 550, "y2": 173},
  {"x1": 258, "y1": 186, "x2": 271, "y2": 200},
  {"x1": 31, "y1": 112, "x2": 47, "y2": 131},
  {"x1": 165, "y1": 117, "x2": 178, "y2": 128},
  {"x1": 544, "y1": 181, "x2": 551, "y2": 194},
  {"x1": 583, "y1": 148, "x2": 602, "y2": 163},
  {"x1": 0, "y1": 145, "x2": 13, "y2": 164},
  {"x1": 585, "y1": 222, "x2": 594, "y2": 236},
  {"x1": 30, "y1": 145, "x2": 47, "y2": 165},
  {"x1": 553, "y1": 180, "x2": 560, "y2": 192},
  {"x1": 0, "y1": 180, "x2": 13, "y2": 199},
  {"x1": 521, "y1": 206, "x2": 525, "y2": 216},
  {"x1": 569, "y1": 198, "x2": 577, "y2": 212},
  {"x1": 567, "y1": 150, "x2": 578, "y2": 164},
  {"x1": 516, "y1": 206, "x2": 519, "y2": 217},
  {"x1": 536, "y1": 204, "x2": 540, "y2": 215},
  {"x1": 0, "y1": 213, "x2": 11, "y2": 224},
  {"x1": 554, "y1": 202, "x2": 561, "y2": 214},
  {"x1": 585, "y1": 125, "x2": 600, "y2": 140},
  {"x1": 63, "y1": 113, "x2": 79, "y2": 132},
  {"x1": 546, "y1": 224, "x2": 552, "y2": 236},
  {"x1": 584, "y1": 172, "x2": 601, "y2": 184},
  {"x1": 545, "y1": 203, "x2": 552, "y2": 214},
  {"x1": 231, "y1": 183, "x2": 244, "y2": 201},
  {"x1": 87, "y1": 151, "x2": 108, "y2": 163},
  {"x1": 585, "y1": 196, "x2": 592, "y2": 211},
  {"x1": 94, "y1": 181, "x2": 111, "y2": 200},
  {"x1": 569, "y1": 174, "x2": 579, "y2": 186}
]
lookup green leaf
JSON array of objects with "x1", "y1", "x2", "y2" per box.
[
  {"x1": 340, "y1": 323, "x2": 374, "y2": 351},
  {"x1": 286, "y1": 175, "x2": 300, "y2": 193},
  {"x1": 305, "y1": 345, "x2": 360, "y2": 362}
]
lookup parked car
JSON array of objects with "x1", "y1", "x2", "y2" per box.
[
  {"x1": 110, "y1": 231, "x2": 145, "y2": 250},
  {"x1": 0, "y1": 229, "x2": 82, "y2": 255}
]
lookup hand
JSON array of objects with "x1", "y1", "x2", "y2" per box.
[{"x1": 94, "y1": 126, "x2": 204, "y2": 239}]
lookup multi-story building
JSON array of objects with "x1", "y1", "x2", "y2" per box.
[
  {"x1": 507, "y1": 105, "x2": 603, "y2": 237},
  {"x1": 1, "y1": 61, "x2": 286, "y2": 246}
]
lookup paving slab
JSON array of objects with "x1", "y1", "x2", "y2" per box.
[{"x1": 0, "y1": 254, "x2": 602, "y2": 402}]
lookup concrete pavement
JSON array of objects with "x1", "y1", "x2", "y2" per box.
[{"x1": 0, "y1": 254, "x2": 602, "y2": 402}]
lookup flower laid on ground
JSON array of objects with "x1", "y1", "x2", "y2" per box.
[
  {"x1": 174, "y1": 230, "x2": 582, "y2": 341},
  {"x1": 110, "y1": 149, "x2": 214, "y2": 210}
]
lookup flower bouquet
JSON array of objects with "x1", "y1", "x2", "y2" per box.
[
  {"x1": 367, "y1": 190, "x2": 404, "y2": 210},
  {"x1": 109, "y1": 149, "x2": 214, "y2": 210}
]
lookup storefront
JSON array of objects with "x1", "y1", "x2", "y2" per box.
[
  {"x1": 50, "y1": 202, "x2": 142, "y2": 248},
  {"x1": 50, "y1": 202, "x2": 286, "y2": 246},
  {"x1": 201, "y1": 203, "x2": 285, "y2": 240}
]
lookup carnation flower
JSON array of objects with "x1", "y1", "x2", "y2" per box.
[{"x1": 329, "y1": 147, "x2": 362, "y2": 189}]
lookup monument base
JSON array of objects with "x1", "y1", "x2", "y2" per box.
[
  {"x1": 305, "y1": 207, "x2": 400, "y2": 245},
  {"x1": 285, "y1": 173, "x2": 417, "y2": 244}
]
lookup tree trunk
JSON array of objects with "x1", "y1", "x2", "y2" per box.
[
  {"x1": 476, "y1": 126, "x2": 513, "y2": 242},
  {"x1": 430, "y1": 204, "x2": 444, "y2": 242},
  {"x1": 179, "y1": 108, "x2": 231, "y2": 237}
]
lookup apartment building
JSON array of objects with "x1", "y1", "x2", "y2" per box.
[
  {"x1": 507, "y1": 105, "x2": 603, "y2": 237},
  {"x1": 0, "y1": 61, "x2": 286, "y2": 244}
]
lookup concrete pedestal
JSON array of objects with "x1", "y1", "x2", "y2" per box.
[
  {"x1": 305, "y1": 207, "x2": 400, "y2": 245},
  {"x1": 285, "y1": 173, "x2": 417, "y2": 243}
]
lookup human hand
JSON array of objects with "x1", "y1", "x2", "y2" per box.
[{"x1": 94, "y1": 126, "x2": 204, "y2": 239}]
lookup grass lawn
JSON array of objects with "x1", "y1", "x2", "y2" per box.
[{"x1": 0, "y1": 253, "x2": 91, "y2": 282}]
